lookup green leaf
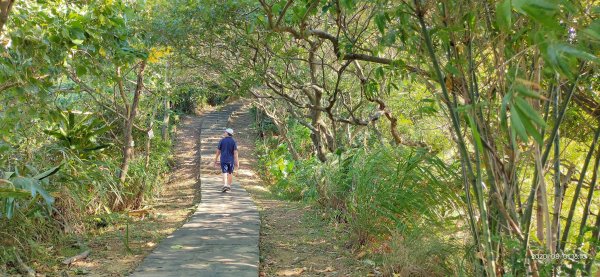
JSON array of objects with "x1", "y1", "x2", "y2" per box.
[
  {"x1": 83, "y1": 144, "x2": 111, "y2": 152},
  {"x1": 5, "y1": 198, "x2": 15, "y2": 219},
  {"x1": 515, "y1": 85, "x2": 544, "y2": 99},
  {"x1": 291, "y1": 5, "x2": 307, "y2": 23},
  {"x1": 76, "y1": 64, "x2": 88, "y2": 75},
  {"x1": 11, "y1": 177, "x2": 54, "y2": 206},
  {"x1": 322, "y1": 2, "x2": 333, "y2": 14},
  {"x1": 375, "y1": 67, "x2": 385, "y2": 80},
  {"x1": 12, "y1": 177, "x2": 35, "y2": 191},
  {"x1": 510, "y1": 104, "x2": 528, "y2": 142},
  {"x1": 557, "y1": 44, "x2": 600, "y2": 64},
  {"x1": 3, "y1": 172, "x2": 14, "y2": 179},
  {"x1": 341, "y1": 0, "x2": 355, "y2": 10},
  {"x1": 514, "y1": 97, "x2": 546, "y2": 127},
  {"x1": 68, "y1": 111, "x2": 76, "y2": 130},
  {"x1": 365, "y1": 80, "x2": 379, "y2": 99},
  {"x1": 582, "y1": 21, "x2": 600, "y2": 41},
  {"x1": 375, "y1": 13, "x2": 387, "y2": 34},
  {"x1": 0, "y1": 188, "x2": 31, "y2": 199},
  {"x1": 463, "y1": 12, "x2": 476, "y2": 29},
  {"x1": 517, "y1": 107, "x2": 543, "y2": 144},
  {"x1": 381, "y1": 30, "x2": 397, "y2": 45},
  {"x1": 527, "y1": 0, "x2": 557, "y2": 10},
  {"x1": 467, "y1": 114, "x2": 484, "y2": 153},
  {"x1": 545, "y1": 43, "x2": 575, "y2": 78},
  {"x1": 514, "y1": 0, "x2": 560, "y2": 29},
  {"x1": 496, "y1": 0, "x2": 512, "y2": 32},
  {"x1": 33, "y1": 165, "x2": 61, "y2": 181}
]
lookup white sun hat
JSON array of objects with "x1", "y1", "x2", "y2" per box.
[{"x1": 225, "y1": 128, "x2": 234, "y2": 135}]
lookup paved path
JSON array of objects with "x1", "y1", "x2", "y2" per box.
[{"x1": 131, "y1": 103, "x2": 260, "y2": 277}]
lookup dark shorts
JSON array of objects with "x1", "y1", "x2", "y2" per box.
[{"x1": 220, "y1": 162, "x2": 235, "y2": 174}]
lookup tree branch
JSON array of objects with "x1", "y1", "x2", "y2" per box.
[{"x1": 0, "y1": 0, "x2": 15, "y2": 36}]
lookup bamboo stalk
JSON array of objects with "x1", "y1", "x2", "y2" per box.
[
  {"x1": 522, "y1": 73, "x2": 582, "y2": 259},
  {"x1": 559, "y1": 124, "x2": 600, "y2": 252},
  {"x1": 534, "y1": 145, "x2": 553, "y2": 253},
  {"x1": 413, "y1": 2, "x2": 495, "y2": 275},
  {"x1": 575, "y1": 137, "x2": 600, "y2": 247},
  {"x1": 551, "y1": 81, "x2": 562, "y2": 257}
]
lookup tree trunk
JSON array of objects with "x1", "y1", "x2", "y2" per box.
[
  {"x1": 0, "y1": 0, "x2": 15, "y2": 36},
  {"x1": 119, "y1": 61, "x2": 147, "y2": 183},
  {"x1": 308, "y1": 42, "x2": 327, "y2": 162},
  {"x1": 120, "y1": 121, "x2": 134, "y2": 183}
]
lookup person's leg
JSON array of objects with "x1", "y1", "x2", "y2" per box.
[
  {"x1": 228, "y1": 163, "x2": 235, "y2": 187},
  {"x1": 221, "y1": 162, "x2": 228, "y2": 188}
]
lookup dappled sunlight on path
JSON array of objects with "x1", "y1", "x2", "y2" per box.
[{"x1": 131, "y1": 102, "x2": 260, "y2": 277}]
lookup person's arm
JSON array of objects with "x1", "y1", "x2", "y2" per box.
[
  {"x1": 214, "y1": 149, "x2": 221, "y2": 166},
  {"x1": 234, "y1": 149, "x2": 239, "y2": 169},
  {"x1": 215, "y1": 139, "x2": 222, "y2": 166}
]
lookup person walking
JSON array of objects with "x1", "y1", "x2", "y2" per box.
[{"x1": 214, "y1": 128, "x2": 239, "y2": 192}]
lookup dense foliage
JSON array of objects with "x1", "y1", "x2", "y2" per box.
[
  {"x1": 172, "y1": 0, "x2": 600, "y2": 275},
  {"x1": 2, "y1": 0, "x2": 600, "y2": 276},
  {"x1": 0, "y1": 0, "x2": 181, "y2": 273}
]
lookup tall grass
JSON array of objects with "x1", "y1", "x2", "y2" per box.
[
  {"x1": 256, "y1": 124, "x2": 469, "y2": 274},
  {"x1": 316, "y1": 147, "x2": 463, "y2": 244}
]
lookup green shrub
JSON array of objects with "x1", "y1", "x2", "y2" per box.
[
  {"x1": 256, "y1": 137, "x2": 464, "y2": 240},
  {"x1": 252, "y1": 108, "x2": 469, "y2": 275},
  {"x1": 0, "y1": 121, "x2": 175, "y2": 273},
  {"x1": 123, "y1": 139, "x2": 173, "y2": 209},
  {"x1": 316, "y1": 147, "x2": 463, "y2": 244},
  {"x1": 255, "y1": 137, "x2": 468, "y2": 273}
]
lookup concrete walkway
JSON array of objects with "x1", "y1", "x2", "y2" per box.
[{"x1": 131, "y1": 103, "x2": 260, "y2": 277}]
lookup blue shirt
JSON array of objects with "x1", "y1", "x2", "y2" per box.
[{"x1": 217, "y1": 136, "x2": 237, "y2": 163}]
